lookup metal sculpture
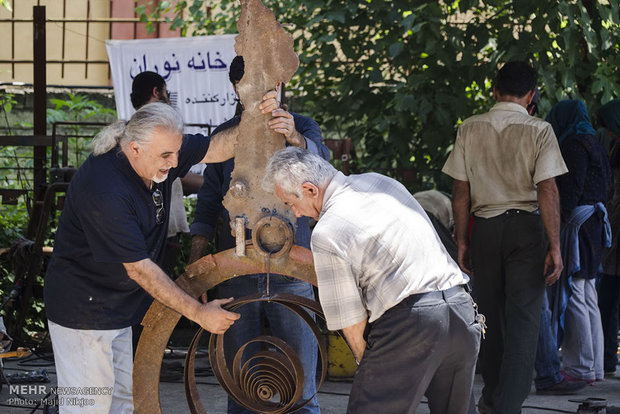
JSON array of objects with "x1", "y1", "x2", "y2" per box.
[{"x1": 133, "y1": 3, "x2": 340, "y2": 412}]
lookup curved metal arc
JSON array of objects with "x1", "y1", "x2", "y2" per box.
[
  {"x1": 133, "y1": 246, "x2": 317, "y2": 414},
  {"x1": 199, "y1": 294, "x2": 328, "y2": 414}
]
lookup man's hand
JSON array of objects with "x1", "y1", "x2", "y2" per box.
[
  {"x1": 537, "y1": 178, "x2": 563, "y2": 286},
  {"x1": 268, "y1": 109, "x2": 306, "y2": 148},
  {"x1": 258, "y1": 91, "x2": 307, "y2": 148},
  {"x1": 544, "y1": 247, "x2": 563, "y2": 286},
  {"x1": 452, "y1": 179, "x2": 472, "y2": 274},
  {"x1": 259, "y1": 90, "x2": 280, "y2": 113},
  {"x1": 342, "y1": 319, "x2": 368, "y2": 364},
  {"x1": 192, "y1": 297, "x2": 241, "y2": 334},
  {"x1": 457, "y1": 242, "x2": 473, "y2": 274}
]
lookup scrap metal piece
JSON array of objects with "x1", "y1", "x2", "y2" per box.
[
  {"x1": 184, "y1": 293, "x2": 328, "y2": 414},
  {"x1": 132, "y1": 2, "x2": 335, "y2": 413},
  {"x1": 133, "y1": 245, "x2": 317, "y2": 414},
  {"x1": 222, "y1": 0, "x2": 300, "y2": 233}
]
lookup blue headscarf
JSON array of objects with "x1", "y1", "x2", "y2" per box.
[{"x1": 545, "y1": 100, "x2": 596, "y2": 145}]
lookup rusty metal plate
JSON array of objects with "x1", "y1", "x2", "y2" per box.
[{"x1": 222, "y1": 0, "x2": 300, "y2": 232}]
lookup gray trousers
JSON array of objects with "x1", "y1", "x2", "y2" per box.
[
  {"x1": 563, "y1": 277, "x2": 604, "y2": 380},
  {"x1": 472, "y1": 211, "x2": 547, "y2": 414},
  {"x1": 346, "y1": 286, "x2": 481, "y2": 414}
]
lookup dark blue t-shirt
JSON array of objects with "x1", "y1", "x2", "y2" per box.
[{"x1": 44, "y1": 134, "x2": 210, "y2": 329}]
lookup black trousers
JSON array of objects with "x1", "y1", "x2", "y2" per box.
[
  {"x1": 347, "y1": 287, "x2": 481, "y2": 414},
  {"x1": 472, "y1": 211, "x2": 547, "y2": 414}
]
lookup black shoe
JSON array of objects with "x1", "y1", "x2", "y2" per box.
[{"x1": 536, "y1": 378, "x2": 587, "y2": 395}]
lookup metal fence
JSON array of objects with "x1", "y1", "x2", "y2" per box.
[{"x1": 0, "y1": 121, "x2": 105, "y2": 204}]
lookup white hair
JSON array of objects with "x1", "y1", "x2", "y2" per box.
[
  {"x1": 91, "y1": 103, "x2": 183, "y2": 156},
  {"x1": 263, "y1": 147, "x2": 337, "y2": 198}
]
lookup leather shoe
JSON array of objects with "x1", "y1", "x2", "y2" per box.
[{"x1": 536, "y1": 378, "x2": 587, "y2": 395}]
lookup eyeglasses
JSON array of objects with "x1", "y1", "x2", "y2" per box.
[{"x1": 152, "y1": 189, "x2": 165, "y2": 225}]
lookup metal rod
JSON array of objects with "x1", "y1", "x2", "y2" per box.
[
  {"x1": 235, "y1": 217, "x2": 246, "y2": 257},
  {"x1": 266, "y1": 253, "x2": 271, "y2": 298},
  {"x1": 0, "y1": 135, "x2": 52, "y2": 147},
  {"x1": 29, "y1": 5, "x2": 47, "y2": 239},
  {"x1": 51, "y1": 123, "x2": 58, "y2": 167},
  {"x1": 108, "y1": 0, "x2": 112, "y2": 81},
  {"x1": 10, "y1": 0, "x2": 15, "y2": 78},
  {"x1": 0, "y1": 60, "x2": 110, "y2": 64},
  {"x1": 62, "y1": 137, "x2": 68, "y2": 167},
  {"x1": 61, "y1": 0, "x2": 66, "y2": 78},
  {"x1": 0, "y1": 18, "x2": 172, "y2": 23},
  {"x1": 85, "y1": 0, "x2": 90, "y2": 78}
]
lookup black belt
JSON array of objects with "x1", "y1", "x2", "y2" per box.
[
  {"x1": 474, "y1": 209, "x2": 539, "y2": 219},
  {"x1": 502, "y1": 208, "x2": 539, "y2": 215}
]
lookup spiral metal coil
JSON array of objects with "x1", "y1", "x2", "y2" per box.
[{"x1": 184, "y1": 293, "x2": 328, "y2": 414}]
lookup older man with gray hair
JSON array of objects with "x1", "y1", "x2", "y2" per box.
[
  {"x1": 263, "y1": 146, "x2": 482, "y2": 413},
  {"x1": 44, "y1": 102, "x2": 246, "y2": 413}
]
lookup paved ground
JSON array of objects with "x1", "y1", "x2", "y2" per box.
[{"x1": 1, "y1": 350, "x2": 619, "y2": 413}]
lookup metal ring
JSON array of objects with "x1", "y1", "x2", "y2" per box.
[{"x1": 251, "y1": 215, "x2": 294, "y2": 259}]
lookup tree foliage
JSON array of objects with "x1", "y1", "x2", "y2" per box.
[{"x1": 138, "y1": 0, "x2": 620, "y2": 190}]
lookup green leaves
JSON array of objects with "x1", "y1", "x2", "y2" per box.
[
  {"x1": 135, "y1": 0, "x2": 620, "y2": 191},
  {"x1": 389, "y1": 41, "x2": 404, "y2": 58}
]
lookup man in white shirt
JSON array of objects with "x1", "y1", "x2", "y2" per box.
[{"x1": 263, "y1": 146, "x2": 482, "y2": 414}]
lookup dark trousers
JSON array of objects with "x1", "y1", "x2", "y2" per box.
[
  {"x1": 472, "y1": 211, "x2": 547, "y2": 414},
  {"x1": 598, "y1": 273, "x2": 620, "y2": 372},
  {"x1": 346, "y1": 287, "x2": 481, "y2": 414}
]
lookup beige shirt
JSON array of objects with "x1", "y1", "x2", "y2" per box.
[{"x1": 442, "y1": 102, "x2": 568, "y2": 218}]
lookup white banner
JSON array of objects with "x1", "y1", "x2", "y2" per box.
[{"x1": 106, "y1": 35, "x2": 238, "y2": 132}]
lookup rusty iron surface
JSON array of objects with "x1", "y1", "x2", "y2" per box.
[
  {"x1": 222, "y1": 0, "x2": 300, "y2": 232},
  {"x1": 252, "y1": 215, "x2": 295, "y2": 258},
  {"x1": 184, "y1": 293, "x2": 328, "y2": 414},
  {"x1": 133, "y1": 245, "x2": 317, "y2": 414}
]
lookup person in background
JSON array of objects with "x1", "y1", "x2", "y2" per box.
[
  {"x1": 545, "y1": 99, "x2": 611, "y2": 385},
  {"x1": 595, "y1": 98, "x2": 620, "y2": 376},
  {"x1": 442, "y1": 61, "x2": 567, "y2": 414},
  {"x1": 533, "y1": 92, "x2": 587, "y2": 395},
  {"x1": 188, "y1": 56, "x2": 329, "y2": 414}
]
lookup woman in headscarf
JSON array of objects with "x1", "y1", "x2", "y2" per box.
[
  {"x1": 546, "y1": 99, "x2": 611, "y2": 383},
  {"x1": 597, "y1": 98, "x2": 620, "y2": 375}
]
